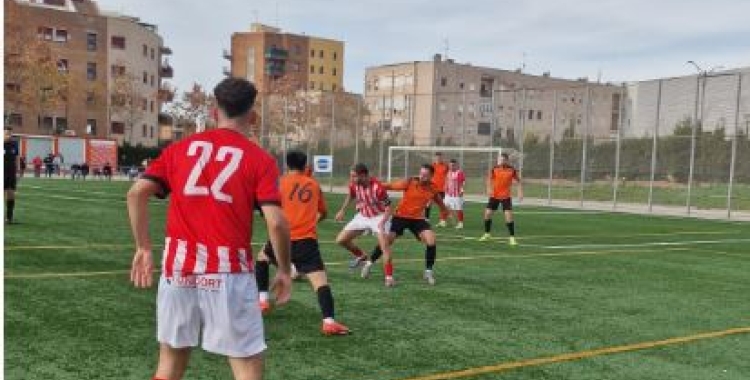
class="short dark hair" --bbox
[421,164,435,174]
[353,163,369,175]
[501,152,510,160]
[213,78,258,118]
[286,151,307,171]
[434,152,442,156]
[449,159,457,164]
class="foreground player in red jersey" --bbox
[128,78,292,380]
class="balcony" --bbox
[223,49,232,60]
[264,47,289,60]
[158,84,175,102]
[223,67,231,76]
[264,63,285,76]
[160,60,174,78]
[160,46,173,55]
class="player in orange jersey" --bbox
[361,164,448,287]
[255,151,350,336]
[426,152,449,224]
[479,153,523,245]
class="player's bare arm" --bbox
[126,179,163,288]
[433,192,449,216]
[261,204,292,305]
[515,175,524,201]
[335,194,353,221]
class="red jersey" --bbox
[348,177,390,217]
[144,128,281,278]
[489,164,518,199]
[445,169,466,197]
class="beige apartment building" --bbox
[227,23,344,93]
[3,0,173,147]
[364,54,623,146]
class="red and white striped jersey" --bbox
[445,169,466,197]
[143,128,281,278]
[348,177,390,217]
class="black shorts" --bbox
[262,238,325,274]
[487,197,512,211]
[390,216,432,237]
[4,169,17,190]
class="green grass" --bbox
[5,178,750,380]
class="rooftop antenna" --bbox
[252,9,259,24]
[443,37,450,60]
[597,68,602,83]
[521,52,526,73]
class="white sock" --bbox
[323,317,335,324]
[259,291,269,302]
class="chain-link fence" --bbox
[252,72,750,220]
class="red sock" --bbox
[385,261,393,277]
[457,211,464,222]
[153,377,168,380]
[439,210,448,221]
[349,247,365,257]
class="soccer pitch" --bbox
[5,178,750,380]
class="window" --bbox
[42,116,54,130]
[86,91,95,106]
[111,65,126,76]
[142,124,147,138]
[459,82,464,90]
[333,52,338,60]
[151,75,155,87]
[441,77,447,87]
[319,50,324,58]
[143,44,148,57]
[143,71,148,84]
[332,68,337,76]
[150,126,155,139]
[43,0,66,6]
[87,32,97,51]
[56,117,68,132]
[332,84,337,91]
[38,27,54,41]
[5,83,21,93]
[537,111,542,120]
[150,100,154,113]
[293,45,301,55]
[142,98,148,111]
[310,49,315,58]
[319,66,324,74]
[111,122,125,134]
[7,113,22,126]
[54,29,68,42]
[151,48,155,60]
[87,62,97,81]
[310,65,315,74]
[528,110,534,120]
[57,59,69,73]
[86,119,96,135]
[111,36,126,50]
[309,81,315,90]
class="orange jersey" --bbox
[279,172,326,241]
[388,178,445,219]
[432,162,449,190]
[489,165,519,199]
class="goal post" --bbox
[386,146,508,185]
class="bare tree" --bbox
[110,72,145,144]
[164,83,214,137]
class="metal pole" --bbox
[519,88,527,178]
[378,95,386,177]
[612,85,625,210]
[548,89,558,205]
[387,146,393,182]
[580,86,591,207]
[404,150,409,178]
[329,94,335,192]
[460,89,467,167]
[282,97,289,173]
[490,87,497,172]
[686,74,701,215]
[354,97,361,166]
[727,73,742,219]
[648,80,663,213]
[260,95,266,148]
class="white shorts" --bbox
[444,196,464,211]
[343,213,390,235]
[157,272,266,358]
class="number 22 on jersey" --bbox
[184,141,243,203]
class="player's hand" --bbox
[130,248,154,288]
[335,210,345,222]
[271,271,292,306]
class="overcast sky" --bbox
[98,0,750,94]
